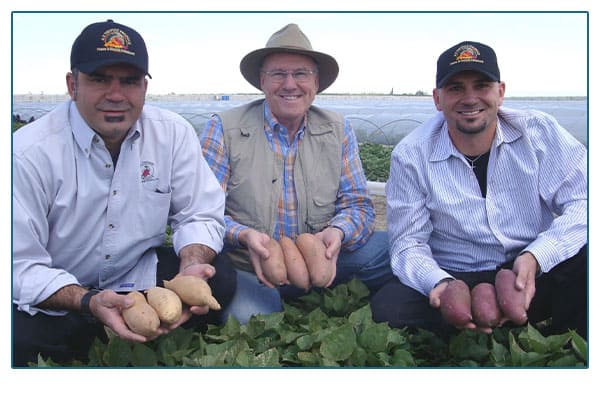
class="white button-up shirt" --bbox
[13,101,225,315]
[386,107,587,296]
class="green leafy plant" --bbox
[33,279,587,368]
[359,143,393,182]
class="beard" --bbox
[104,115,126,123]
[456,119,488,135]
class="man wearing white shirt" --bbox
[12,20,235,366]
[371,41,587,338]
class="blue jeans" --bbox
[217,231,393,324]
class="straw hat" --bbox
[240,23,339,93]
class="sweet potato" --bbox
[280,236,310,291]
[296,233,334,287]
[261,238,288,286]
[495,269,528,325]
[439,279,472,326]
[163,275,221,310]
[146,286,182,324]
[471,282,501,328]
[122,291,160,337]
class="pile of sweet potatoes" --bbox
[260,233,335,291]
[122,275,221,338]
[440,269,528,329]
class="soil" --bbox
[372,195,387,231]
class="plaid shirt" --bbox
[200,101,374,251]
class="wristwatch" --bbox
[80,289,100,315]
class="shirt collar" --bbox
[263,100,307,137]
[430,119,462,162]
[430,112,520,163]
[69,101,96,156]
[495,108,524,145]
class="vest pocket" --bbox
[305,194,336,232]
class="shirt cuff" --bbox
[173,222,224,256]
[326,219,353,245]
[424,269,455,296]
[522,239,562,274]
[225,217,249,248]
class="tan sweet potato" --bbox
[261,238,288,286]
[296,233,334,287]
[164,275,221,310]
[495,269,528,325]
[471,282,501,328]
[146,286,182,324]
[122,291,160,337]
[439,279,472,326]
[280,236,310,291]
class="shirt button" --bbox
[105,254,111,260]
[112,190,117,195]
[105,164,112,168]
[108,223,115,229]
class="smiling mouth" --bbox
[281,95,301,100]
[458,109,483,116]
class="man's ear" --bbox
[66,72,78,100]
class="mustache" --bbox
[96,102,131,112]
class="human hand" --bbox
[240,228,275,288]
[511,252,538,310]
[314,229,341,287]
[315,226,343,260]
[90,289,164,343]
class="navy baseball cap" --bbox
[70,19,151,78]
[436,41,499,88]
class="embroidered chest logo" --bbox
[140,161,157,183]
[98,28,135,56]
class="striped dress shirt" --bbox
[386,107,587,296]
[200,100,374,251]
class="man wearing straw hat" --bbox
[200,23,392,323]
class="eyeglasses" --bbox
[261,69,318,83]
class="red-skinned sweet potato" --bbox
[439,279,472,326]
[280,236,310,291]
[471,282,501,328]
[495,269,528,325]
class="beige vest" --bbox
[218,99,344,270]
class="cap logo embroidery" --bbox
[451,45,484,66]
[98,28,135,56]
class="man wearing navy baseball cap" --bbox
[372,40,587,340]
[12,20,236,366]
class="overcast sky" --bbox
[12,11,587,97]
